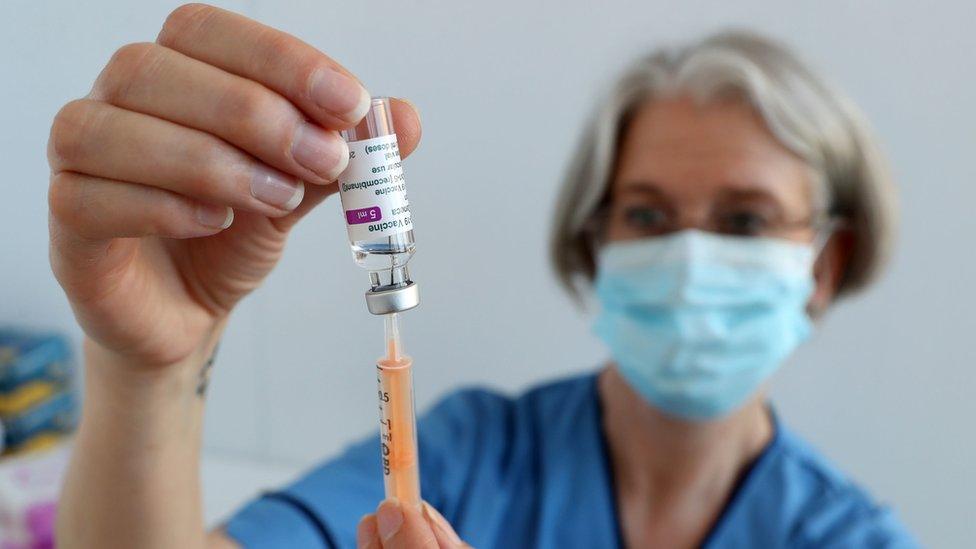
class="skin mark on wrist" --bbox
[196,343,219,397]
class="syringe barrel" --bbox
[375,358,421,509]
[338,97,418,314]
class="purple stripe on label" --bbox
[346,206,382,225]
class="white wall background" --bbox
[2,0,973,545]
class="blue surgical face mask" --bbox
[592,230,816,421]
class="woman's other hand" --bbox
[46,3,422,369]
[357,500,471,549]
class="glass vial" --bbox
[338,97,419,315]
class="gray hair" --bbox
[551,30,897,302]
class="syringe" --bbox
[375,312,421,509]
[336,96,422,509]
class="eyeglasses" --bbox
[587,202,837,243]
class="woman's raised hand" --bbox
[46,3,421,368]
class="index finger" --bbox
[157,3,369,128]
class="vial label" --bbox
[337,134,412,242]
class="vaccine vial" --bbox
[338,97,419,315]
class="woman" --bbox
[50,4,916,548]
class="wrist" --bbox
[84,320,225,386]
[63,332,215,549]
[74,329,224,471]
[80,323,225,426]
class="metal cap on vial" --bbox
[365,281,420,315]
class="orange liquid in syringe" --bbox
[376,338,421,509]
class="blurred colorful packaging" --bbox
[0,329,76,548]
[0,443,69,549]
[0,329,76,456]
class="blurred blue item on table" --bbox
[0,329,76,456]
[0,330,72,391]
[1,390,76,450]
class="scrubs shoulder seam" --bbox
[777,430,855,494]
[265,491,339,547]
[224,490,338,549]
[789,489,901,548]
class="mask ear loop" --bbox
[807,216,843,320]
[806,216,849,318]
[811,216,842,259]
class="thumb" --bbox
[376,499,438,549]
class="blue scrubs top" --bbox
[225,372,917,548]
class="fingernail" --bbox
[376,499,403,541]
[196,204,233,229]
[250,166,304,210]
[310,68,370,122]
[291,122,349,181]
[423,502,463,544]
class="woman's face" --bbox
[606,96,843,311]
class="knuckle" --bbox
[223,84,275,125]
[143,209,170,238]
[193,135,229,169]
[261,30,298,63]
[158,3,215,46]
[47,172,83,229]
[94,42,161,103]
[221,84,294,149]
[160,196,202,238]
[109,42,157,73]
[48,99,101,168]
[250,29,307,85]
[190,138,238,192]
